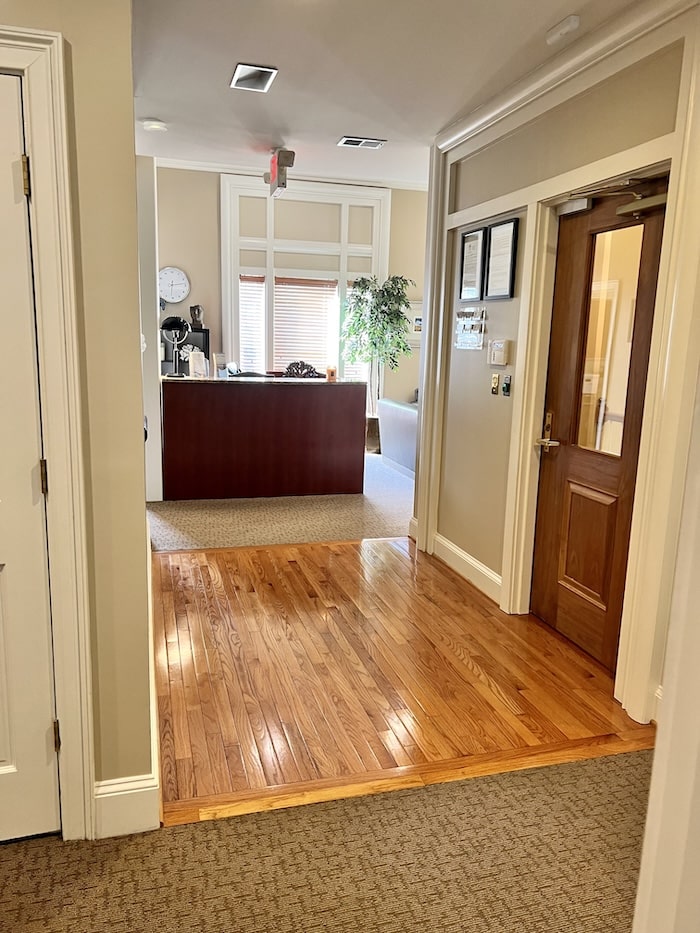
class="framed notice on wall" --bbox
[485,218,519,299]
[460,228,486,301]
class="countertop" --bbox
[161,376,367,386]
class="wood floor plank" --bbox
[153,538,654,826]
[157,694,178,803]
[175,757,196,799]
[152,557,170,700]
[195,673,222,736]
[205,731,234,795]
[224,744,251,791]
[209,673,240,747]
[187,707,216,797]
[170,677,191,761]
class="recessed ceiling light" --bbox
[230,63,278,93]
[545,14,580,46]
[337,136,386,150]
[141,118,168,132]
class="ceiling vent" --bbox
[337,136,386,150]
[230,63,278,93]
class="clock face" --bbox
[159,266,190,304]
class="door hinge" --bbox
[40,458,48,495]
[53,719,61,754]
[22,153,31,198]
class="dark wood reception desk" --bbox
[161,377,367,500]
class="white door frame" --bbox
[416,2,700,724]
[0,25,93,839]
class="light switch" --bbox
[491,373,500,395]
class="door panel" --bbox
[531,188,665,672]
[559,481,617,608]
[0,74,60,840]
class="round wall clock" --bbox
[159,266,190,304]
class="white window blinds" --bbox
[273,277,338,373]
[238,275,266,373]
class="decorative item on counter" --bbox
[212,353,227,379]
[283,360,324,378]
[188,350,208,378]
[189,304,204,328]
[160,315,191,377]
[178,343,198,362]
[326,366,337,382]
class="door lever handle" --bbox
[535,438,561,449]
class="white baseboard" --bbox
[381,455,416,479]
[408,516,418,541]
[433,533,502,603]
[94,774,160,838]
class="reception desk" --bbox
[161,377,367,500]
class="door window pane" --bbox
[577,225,644,456]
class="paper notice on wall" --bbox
[455,310,485,350]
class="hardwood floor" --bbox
[153,538,655,827]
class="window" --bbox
[273,278,338,372]
[223,176,391,377]
[238,275,339,373]
[238,275,265,372]
[342,281,369,382]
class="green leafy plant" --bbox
[342,275,415,416]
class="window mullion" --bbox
[265,195,275,371]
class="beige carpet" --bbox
[147,453,414,551]
[2,751,652,932]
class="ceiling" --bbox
[132,0,640,189]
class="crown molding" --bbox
[436,0,698,153]
[152,157,429,192]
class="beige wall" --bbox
[438,220,524,573]
[438,44,684,576]
[3,0,152,779]
[137,156,163,501]
[157,168,222,353]
[385,189,427,401]
[388,189,427,300]
[452,42,682,212]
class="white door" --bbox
[0,73,60,840]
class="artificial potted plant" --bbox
[342,275,414,449]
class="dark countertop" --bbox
[160,376,367,386]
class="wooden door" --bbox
[530,190,665,672]
[0,74,60,840]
